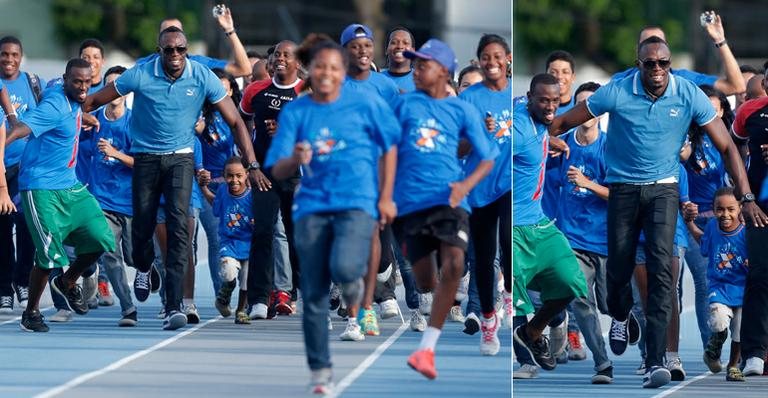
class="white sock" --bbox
[182,298,194,307]
[666,351,679,360]
[419,326,441,351]
[347,317,358,327]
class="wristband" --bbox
[224,30,236,37]
[714,39,727,48]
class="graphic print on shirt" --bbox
[311,127,346,161]
[714,241,748,272]
[489,109,512,144]
[567,164,597,198]
[224,203,254,230]
[67,112,82,169]
[411,118,446,153]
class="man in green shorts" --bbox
[4,58,115,332]
[512,73,587,370]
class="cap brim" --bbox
[403,50,433,61]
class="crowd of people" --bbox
[0,6,512,395]
[513,9,768,391]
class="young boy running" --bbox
[199,156,254,324]
[393,39,496,379]
[687,187,749,381]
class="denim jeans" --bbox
[197,181,222,295]
[571,250,611,371]
[740,224,768,360]
[294,210,375,370]
[273,210,293,293]
[99,211,136,315]
[607,182,678,368]
[132,153,194,313]
[683,215,713,348]
[0,163,34,296]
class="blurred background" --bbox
[513,0,764,97]
[0,0,511,82]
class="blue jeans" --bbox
[294,210,375,370]
[273,210,292,293]
[683,215,712,348]
[198,181,222,295]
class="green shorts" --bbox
[21,183,116,269]
[513,218,587,316]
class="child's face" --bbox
[224,163,247,195]
[714,194,741,232]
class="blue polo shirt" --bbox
[513,101,549,226]
[586,73,717,183]
[344,72,401,107]
[114,58,227,154]
[612,67,718,87]
[701,218,748,307]
[3,72,45,167]
[18,86,81,191]
[459,80,511,208]
[265,87,400,221]
[381,69,416,93]
[136,53,228,70]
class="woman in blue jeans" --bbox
[264,39,399,395]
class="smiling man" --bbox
[3,59,115,332]
[549,36,763,389]
[83,26,261,331]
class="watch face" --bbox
[744,193,756,201]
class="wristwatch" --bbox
[741,192,756,203]
[248,160,261,171]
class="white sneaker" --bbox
[418,293,432,315]
[183,303,200,324]
[376,263,393,283]
[395,269,403,286]
[81,272,98,304]
[502,290,512,329]
[409,309,426,332]
[339,321,365,341]
[480,314,501,356]
[448,305,465,323]
[549,312,569,358]
[743,357,765,376]
[249,303,268,320]
[455,272,470,302]
[49,309,73,322]
[327,315,333,331]
[379,299,399,319]
[309,368,334,395]
[513,363,539,379]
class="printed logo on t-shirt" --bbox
[311,127,347,162]
[567,164,596,198]
[714,242,748,272]
[489,110,512,144]
[411,118,446,153]
[225,205,254,229]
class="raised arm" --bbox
[214,96,271,191]
[83,82,121,113]
[704,11,746,95]
[216,7,252,78]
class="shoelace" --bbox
[18,287,29,300]
[610,320,627,341]
[568,333,582,349]
[135,272,150,290]
[481,317,498,343]
[98,283,110,296]
[0,296,11,307]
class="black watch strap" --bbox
[742,192,756,203]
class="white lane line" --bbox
[33,315,223,398]
[327,322,409,398]
[651,371,711,398]
[0,306,55,326]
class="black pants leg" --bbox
[247,181,280,306]
[741,224,768,360]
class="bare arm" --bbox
[686,219,704,243]
[549,101,593,137]
[566,166,609,200]
[6,121,32,145]
[704,12,746,95]
[97,138,134,168]
[214,96,271,191]
[0,88,17,127]
[0,121,14,214]
[217,7,252,78]
[83,83,120,113]
[196,169,216,205]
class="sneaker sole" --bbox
[0,308,13,315]
[20,323,49,332]
[480,342,501,356]
[150,266,161,293]
[381,310,398,319]
[513,371,538,379]
[163,314,187,330]
[118,319,138,327]
[591,375,613,384]
[643,370,671,388]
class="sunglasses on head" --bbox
[161,46,187,55]
[639,58,671,69]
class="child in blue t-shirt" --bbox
[686,187,748,381]
[199,156,254,324]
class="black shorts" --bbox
[393,205,470,264]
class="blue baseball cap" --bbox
[340,23,374,47]
[404,39,457,74]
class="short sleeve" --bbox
[194,137,203,169]
[190,55,228,70]
[265,102,300,168]
[114,65,142,96]
[20,96,63,137]
[203,67,227,104]
[461,102,497,161]
[367,97,401,152]
[690,85,718,127]
[585,82,617,118]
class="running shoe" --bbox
[480,314,500,356]
[455,271,470,302]
[339,321,365,341]
[328,284,341,311]
[20,310,49,332]
[379,299,399,319]
[162,310,187,331]
[97,281,114,306]
[407,348,437,379]
[463,312,480,335]
[184,303,200,324]
[133,269,151,302]
[418,293,432,315]
[743,357,765,376]
[448,305,465,323]
[513,364,539,379]
[118,310,138,327]
[628,311,641,345]
[235,310,251,324]
[274,290,293,315]
[358,308,380,336]
[51,275,88,315]
[249,303,268,320]
[14,284,29,309]
[567,331,587,360]
[0,296,12,314]
[50,309,73,322]
[513,325,556,371]
[82,272,98,306]
[591,366,613,384]
[666,356,686,381]
[642,366,671,388]
[309,368,334,395]
[410,309,426,332]
[150,264,161,293]
[608,317,628,355]
[549,312,569,358]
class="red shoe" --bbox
[407,349,437,380]
[274,290,293,315]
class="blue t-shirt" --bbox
[265,87,400,221]
[343,72,401,107]
[381,69,416,93]
[3,72,45,167]
[685,135,727,212]
[114,58,227,153]
[213,184,254,260]
[459,80,511,208]
[88,108,133,216]
[199,110,235,178]
[513,101,549,226]
[586,73,717,183]
[555,130,608,256]
[612,67,718,87]
[394,91,497,216]
[18,86,81,191]
[73,82,110,185]
[192,138,204,209]
[701,218,748,307]
[136,53,228,70]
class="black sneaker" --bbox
[20,310,49,332]
[628,311,641,345]
[133,270,151,302]
[463,312,480,335]
[591,366,613,384]
[51,275,88,315]
[163,310,187,331]
[513,325,556,371]
[329,284,341,311]
[0,295,13,314]
[643,366,671,388]
[150,265,161,293]
[608,318,628,355]
[118,310,138,327]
